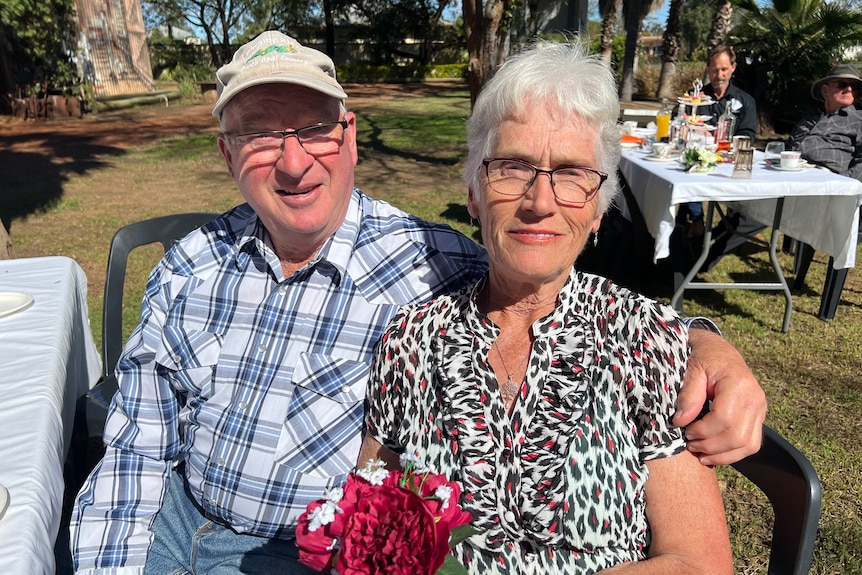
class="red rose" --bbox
[296,477,379,572]
[337,484,451,575]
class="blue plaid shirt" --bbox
[71,190,487,572]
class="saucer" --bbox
[620,142,641,149]
[768,163,809,172]
[0,292,34,319]
[644,154,681,162]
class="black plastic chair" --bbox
[87,212,219,409]
[731,425,823,575]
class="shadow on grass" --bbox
[0,134,124,232]
[357,115,462,166]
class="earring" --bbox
[470,218,479,229]
[592,232,598,247]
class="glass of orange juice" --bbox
[656,111,671,141]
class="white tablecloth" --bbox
[0,256,101,575]
[619,149,862,268]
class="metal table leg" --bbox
[670,199,794,332]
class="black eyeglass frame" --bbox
[481,157,608,206]
[224,120,349,154]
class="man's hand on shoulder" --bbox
[676,328,767,466]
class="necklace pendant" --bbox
[500,375,520,403]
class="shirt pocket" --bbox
[154,328,223,397]
[275,353,368,479]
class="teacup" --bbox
[623,121,638,135]
[780,151,802,169]
[652,142,671,158]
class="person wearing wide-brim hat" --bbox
[810,63,862,109]
[788,63,862,178]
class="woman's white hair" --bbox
[462,39,621,214]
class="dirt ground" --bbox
[0,81,465,152]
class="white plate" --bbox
[620,142,641,149]
[0,291,34,319]
[687,123,716,131]
[678,96,715,106]
[0,484,8,521]
[644,155,681,162]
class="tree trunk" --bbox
[656,0,683,99]
[706,0,733,53]
[464,0,509,106]
[0,222,11,259]
[324,0,335,57]
[599,0,618,68]
[620,0,643,101]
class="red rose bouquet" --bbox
[295,453,475,575]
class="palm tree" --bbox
[731,0,862,132]
[598,0,619,67]
[619,0,664,101]
[706,0,733,52]
[656,0,683,99]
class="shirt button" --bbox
[504,511,516,522]
[258,343,267,353]
[173,354,182,365]
[278,286,287,296]
[341,384,350,393]
[209,498,217,506]
[218,458,226,466]
[238,401,248,410]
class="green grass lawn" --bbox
[6,86,861,574]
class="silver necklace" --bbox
[493,339,529,404]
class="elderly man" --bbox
[71,31,766,574]
[788,63,862,177]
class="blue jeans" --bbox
[144,468,319,575]
[686,201,704,220]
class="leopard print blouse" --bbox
[364,268,689,575]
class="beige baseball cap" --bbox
[212,30,347,117]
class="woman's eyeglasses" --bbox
[482,158,607,207]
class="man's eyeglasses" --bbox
[225,120,348,160]
[830,80,859,92]
[482,158,607,206]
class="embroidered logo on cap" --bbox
[246,43,298,63]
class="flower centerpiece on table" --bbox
[295,453,476,575]
[680,146,722,173]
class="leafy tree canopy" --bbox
[731,0,862,122]
[0,0,78,93]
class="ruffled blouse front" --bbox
[364,269,688,575]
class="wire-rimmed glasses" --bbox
[482,158,607,206]
[225,120,348,161]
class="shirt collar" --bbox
[232,190,363,285]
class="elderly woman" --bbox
[358,41,732,574]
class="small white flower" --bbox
[399,451,437,474]
[324,487,343,504]
[399,451,422,470]
[308,500,341,531]
[356,458,389,485]
[434,485,453,510]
